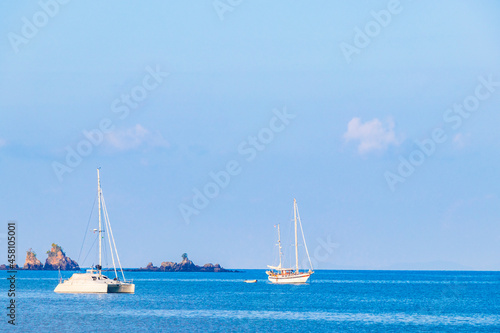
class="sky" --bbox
[1,0,500,270]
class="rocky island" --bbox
[1,244,80,271]
[1,243,80,270]
[133,253,234,272]
[43,243,80,270]
[23,248,43,270]
[2,248,232,273]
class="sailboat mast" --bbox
[277,224,282,269]
[294,198,299,272]
[97,168,102,275]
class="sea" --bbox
[2,270,500,332]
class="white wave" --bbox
[73,308,500,326]
[313,279,500,284]
[131,278,244,283]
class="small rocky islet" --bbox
[131,253,232,272]
[1,245,231,272]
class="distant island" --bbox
[1,247,233,272]
[128,253,235,272]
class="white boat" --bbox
[266,198,314,284]
[55,168,135,294]
[244,279,257,283]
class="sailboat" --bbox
[266,198,314,284]
[54,168,135,293]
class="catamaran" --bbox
[54,168,135,293]
[266,198,314,284]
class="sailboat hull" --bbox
[267,272,312,284]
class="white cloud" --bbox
[452,133,470,149]
[343,117,400,154]
[105,124,169,151]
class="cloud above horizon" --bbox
[104,124,169,152]
[452,132,470,149]
[343,117,400,154]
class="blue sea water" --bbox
[2,270,500,332]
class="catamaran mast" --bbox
[294,198,299,273]
[97,168,102,276]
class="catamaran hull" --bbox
[107,283,135,293]
[54,282,135,294]
[267,272,312,284]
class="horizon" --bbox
[2,1,500,271]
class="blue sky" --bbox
[1,1,500,270]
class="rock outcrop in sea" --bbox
[43,243,80,270]
[137,254,231,272]
[23,248,43,270]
